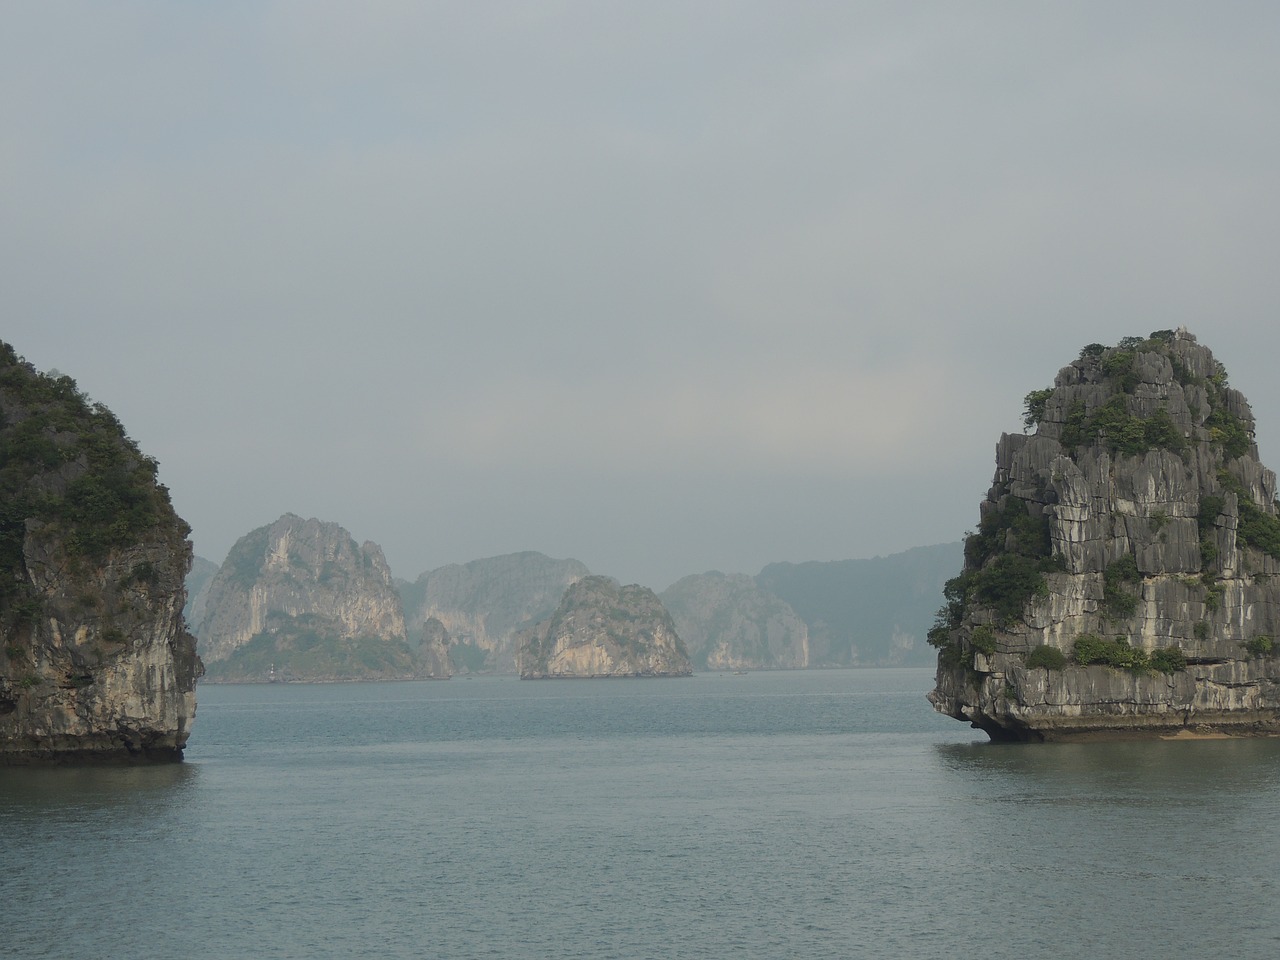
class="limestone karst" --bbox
[194,514,418,681]
[519,576,692,678]
[414,617,453,679]
[661,571,810,670]
[0,341,200,762]
[929,329,1280,740]
[398,551,589,674]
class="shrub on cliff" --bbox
[1024,645,1067,670]
[1072,634,1186,674]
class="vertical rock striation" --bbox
[1,342,200,763]
[929,330,1280,740]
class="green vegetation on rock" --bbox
[0,342,188,629]
[1242,636,1274,658]
[930,497,1061,650]
[1060,395,1186,457]
[202,612,418,682]
[1071,634,1186,674]
[1024,645,1067,670]
[1102,554,1141,620]
[970,625,996,655]
[1022,388,1054,430]
[1216,470,1280,562]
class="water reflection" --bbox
[935,737,1280,796]
[0,762,200,818]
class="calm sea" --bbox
[2,669,1278,960]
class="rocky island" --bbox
[520,576,692,678]
[930,329,1280,740]
[0,342,200,762]
[194,513,419,681]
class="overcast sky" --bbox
[4,2,1280,590]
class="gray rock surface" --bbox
[0,343,200,762]
[520,576,692,678]
[930,330,1280,740]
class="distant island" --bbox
[519,576,692,678]
[193,514,425,683]
[930,329,1280,740]
[186,530,960,682]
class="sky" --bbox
[4,2,1280,591]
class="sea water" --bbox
[2,669,1278,959]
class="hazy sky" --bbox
[5,2,1280,590]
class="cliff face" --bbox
[399,552,589,674]
[520,576,692,678]
[195,514,414,681]
[0,343,200,762]
[661,572,809,670]
[930,330,1280,740]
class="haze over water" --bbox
[3,669,1278,959]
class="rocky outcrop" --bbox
[399,552,589,674]
[413,617,453,679]
[520,576,692,678]
[929,330,1280,740]
[757,543,961,667]
[661,572,809,670]
[0,342,200,762]
[195,514,416,681]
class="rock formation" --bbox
[757,543,961,667]
[661,572,809,670]
[194,514,417,681]
[413,617,453,679]
[399,551,589,674]
[520,576,692,678]
[0,342,200,762]
[929,329,1280,740]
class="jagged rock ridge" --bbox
[194,514,417,681]
[929,329,1280,740]
[520,576,692,678]
[0,342,200,762]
